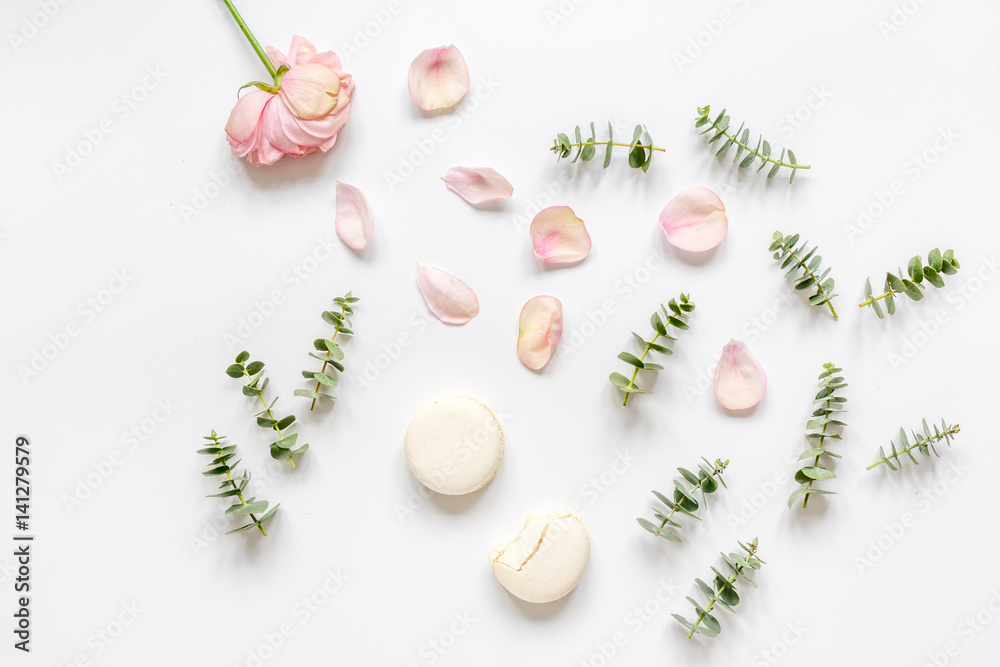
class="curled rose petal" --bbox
[517,296,563,370]
[530,206,591,264]
[442,166,513,204]
[714,340,767,410]
[415,264,480,325]
[407,45,470,110]
[659,186,728,252]
[335,182,374,250]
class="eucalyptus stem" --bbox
[224,468,266,536]
[252,390,294,468]
[867,422,960,471]
[222,0,278,80]
[310,302,348,411]
[623,333,659,407]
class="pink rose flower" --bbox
[225,36,354,166]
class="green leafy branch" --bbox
[695,105,810,183]
[860,249,960,318]
[867,419,960,471]
[638,458,728,543]
[769,231,839,318]
[672,538,764,639]
[226,351,308,465]
[198,430,279,536]
[789,363,847,509]
[552,121,664,172]
[609,294,695,406]
[295,291,359,410]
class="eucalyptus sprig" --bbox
[638,458,728,543]
[295,292,359,410]
[672,538,764,639]
[789,363,847,509]
[859,249,960,318]
[226,351,308,465]
[552,121,664,172]
[867,419,960,471]
[198,430,279,536]
[695,105,810,183]
[769,231,839,318]
[609,294,694,406]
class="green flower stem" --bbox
[223,468,266,536]
[554,141,665,153]
[622,333,661,407]
[802,422,830,509]
[866,425,961,470]
[713,125,811,171]
[688,542,758,639]
[222,0,278,80]
[658,464,725,529]
[858,289,896,308]
[784,249,838,319]
[243,370,294,467]
[311,303,347,411]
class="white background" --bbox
[2,0,1000,665]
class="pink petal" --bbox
[530,206,591,264]
[659,186,728,252]
[517,296,563,370]
[407,45,470,110]
[279,63,341,120]
[415,264,480,325]
[714,340,767,410]
[336,182,374,250]
[442,166,513,204]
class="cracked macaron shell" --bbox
[489,513,590,603]
[404,395,504,495]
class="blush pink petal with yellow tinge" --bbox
[407,45,470,110]
[714,340,767,410]
[415,264,480,325]
[659,186,728,252]
[530,206,591,264]
[517,296,563,370]
[442,167,513,204]
[335,182,374,250]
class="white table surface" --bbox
[3,0,999,664]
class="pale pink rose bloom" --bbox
[225,36,354,166]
